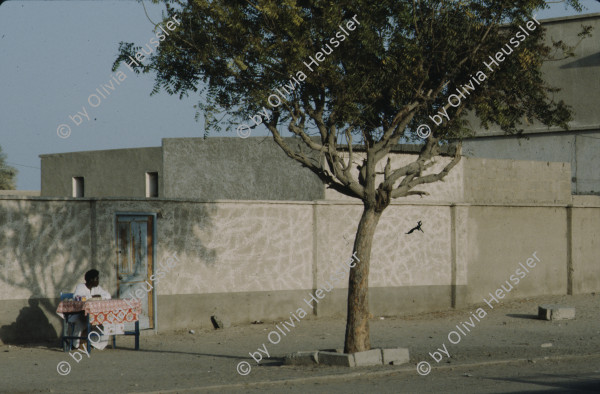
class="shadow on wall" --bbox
[0,298,58,345]
[0,200,90,345]
[168,203,218,268]
[0,199,221,343]
[560,51,600,69]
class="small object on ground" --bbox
[251,320,263,324]
[189,330,195,334]
[210,315,231,329]
[541,343,553,348]
[538,305,576,320]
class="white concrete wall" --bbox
[0,156,598,341]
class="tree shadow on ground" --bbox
[505,313,538,320]
[112,347,281,363]
[489,373,600,392]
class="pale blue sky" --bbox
[1,0,600,190]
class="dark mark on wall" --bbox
[406,221,424,235]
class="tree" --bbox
[114,0,589,352]
[0,146,17,190]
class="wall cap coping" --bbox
[0,195,590,208]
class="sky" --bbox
[1,0,600,190]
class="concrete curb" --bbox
[284,347,410,367]
[131,353,600,393]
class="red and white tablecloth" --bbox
[56,299,142,325]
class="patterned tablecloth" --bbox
[56,299,142,325]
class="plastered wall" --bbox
[1,162,598,342]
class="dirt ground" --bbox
[0,293,598,393]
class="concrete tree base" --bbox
[318,351,356,367]
[283,351,319,366]
[284,347,409,367]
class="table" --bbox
[56,298,142,351]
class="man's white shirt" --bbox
[73,283,111,300]
[68,283,113,349]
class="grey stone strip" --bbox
[130,353,600,393]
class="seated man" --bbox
[68,269,111,350]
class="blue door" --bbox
[115,214,155,330]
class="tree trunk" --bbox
[344,205,382,353]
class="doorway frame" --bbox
[114,211,159,332]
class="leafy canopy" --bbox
[114,0,588,205]
[114,0,591,354]
[0,146,17,190]
[116,0,585,137]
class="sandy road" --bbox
[0,293,598,393]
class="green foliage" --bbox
[115,0,590,351]
[113,0,589,203]
[115,0,586,140]
[0,146,17,190]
